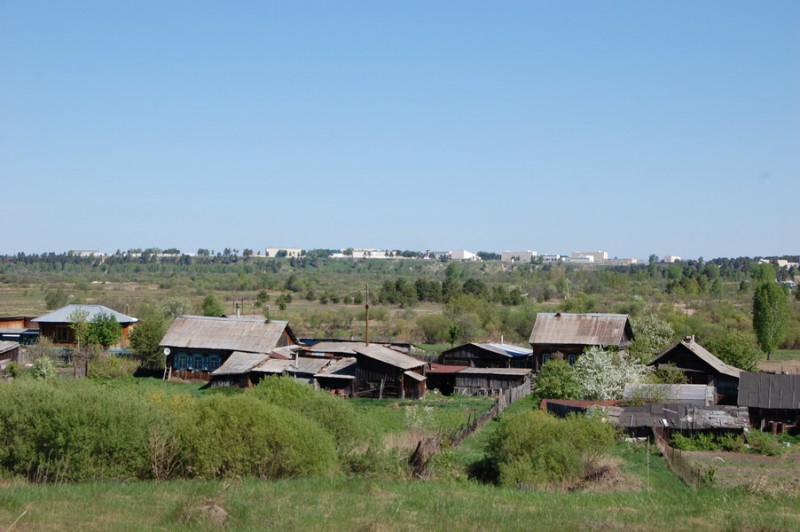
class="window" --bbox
[568,354,576,366]
[55,327,71,343]
[175,353,188,370]
[193,355,203,371]
[208,354,221,371]
[542,353,551,364]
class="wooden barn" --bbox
[314,357,358,396]
[353,344,426,399]
[648,337,742,404]
[529,313,634,371]
[738,372,800,433]
[439,342,532,368]
[32,304,137,348]
[453,367,532,397]
[0,341,20,369]
[160,316,298,381]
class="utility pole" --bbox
[365,284,370,346]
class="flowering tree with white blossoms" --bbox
[574,346,652,400]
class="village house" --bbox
[352,343,427,399]
[528,312,634,371]
[427,363,532,398]
[648,336,742,404]
[160,315,298,381]
[0,315,39,344]
[32,304,137,348]
[438,342,532,368]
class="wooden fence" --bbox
[409,382,529,477]
[652,426,705,488]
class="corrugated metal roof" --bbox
[160,315,293,354]
[252,358,293,374]
[211,352,269,376]
[303,341,360,355]
[33,304,138,324]
[528,313,633,346]
[623,384,716,406]
[738,372,800,409]
[649,339,742,379]
[608,404,749,430]
[253,356,332,375]
[354,344,426,370]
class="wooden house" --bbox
[452,367,532,397]
[0,341,20,369]
[314,357,358,396]
[160,316,298,381]
[529,313,634,371]
[32,304,137,348]
[648,337,742,404]
[439,342,532,368]
[738,372,800,433]
[353,344,426,399]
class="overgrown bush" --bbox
[252,377,378,471]
[177,394,340,478]
[0,379,162,482]
[745,430,785,457]
[88,355,140,379]
[487,410,616,488]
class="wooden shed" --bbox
[353,344,426,399]
[738,372,800,432]
[453,367,532,397]
[439,342,532,368]
[648,337,742,404]
[529,313,633,371]
[160,316,298,381]
[33,304,138,348]
[0,341,20,368]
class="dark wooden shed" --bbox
[353,344,426,399]
[439,342,532,368]
[648,337,742,404]
[738,372,800,432]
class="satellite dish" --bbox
[163,347,171,356]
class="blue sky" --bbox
[2,1,798,259]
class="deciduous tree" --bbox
[752,282,790,360]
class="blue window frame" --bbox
[208,354,221,371]
[175,353,188,370]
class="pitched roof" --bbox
[0,341,19,355]
[211,352,269,376]
[458,367,532,377]
[738,372,800,409]
[354,344,426,370]
[33,304,138,324]
[443,342,532,358]
[649,339,742,379]
[529,313,633,346]
[314,357,357,379]
[160,315,294,354]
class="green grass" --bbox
[1,476,798,530]
[769,349,800,362]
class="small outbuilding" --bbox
[648,337,742,404]
[353,344,426,399]
[738,372,800,433]
[529,313,634,371]
[439,342,532,368]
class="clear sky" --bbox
[2,1,798,260]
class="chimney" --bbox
[235,302,240,319]
[683,335,694,343]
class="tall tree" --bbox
[752,282,790,360]
[201,294,225,317]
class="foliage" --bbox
[416,313,454,344]
[573,347,651,400]
[753,282,790,358]
[628,314,675,362]
[31,356,56,379]
[44,288,69,309]
[487,410,616,488]
[744,430,786,457]
[251,377,373,459]
[88,355,140,379]
[704,329,761,372]
[650,363,688,384]
[534,359,581,400]
[177,394,340,479]
[69,308,91,348]
[129,306,169,367]
[86,312,122,349]
[669,432,744,453]
[201,294,225,317]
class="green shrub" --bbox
[252,377,375,458]
[177,394,340,479]
[88,355,140,379]
[488,410,616,488]
[31,356,56,380]
[745,431,785,457]
[0,379,164,482]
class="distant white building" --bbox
[450,250,479,261]
[501,250,538,263]
[541,254,563,263]
[331,248,393,259]
[664,256,682,263]
[265,247,303,258]
[565,255,594,264]
[70,250,106,258]
[571,251,608,263]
